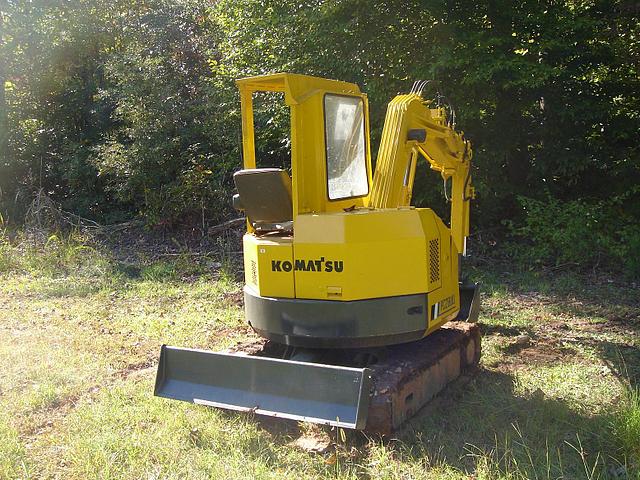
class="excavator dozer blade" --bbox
[154,345,372,429]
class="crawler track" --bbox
[225,321,481,433]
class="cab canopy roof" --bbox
[236,73,361,104]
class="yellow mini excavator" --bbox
[154,73,480,431]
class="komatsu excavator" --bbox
[154,73,480,431]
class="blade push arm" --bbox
[370,94,475,256]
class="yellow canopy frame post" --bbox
[235,73,372,219]
[239,90,256,169]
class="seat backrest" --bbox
[233,168,293,230]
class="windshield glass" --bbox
[324,95,368,200]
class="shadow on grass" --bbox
[474,265,640,314]
[224,265,639,477]
[240,366,629,478]
[476,265,640,382]
[479,323,535,338]
[585,339,640,391]
[393,368,624,478]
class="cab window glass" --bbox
[324,95,368,200]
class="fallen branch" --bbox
[97,219,145,234]
[208,217,245,236]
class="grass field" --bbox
[0,232,639,479]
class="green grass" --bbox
[613,387,640,465]
[0,414,29,478]
[0,232,639,479]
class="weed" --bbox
[0,228,112,278]
[140,261,177,281]
[612,386,640,467]
[0,414,30,478]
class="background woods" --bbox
[1,0,639,274]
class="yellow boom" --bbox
[370,92,475,256]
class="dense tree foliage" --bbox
[1,0,638,271]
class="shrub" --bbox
[618,225,640,279]
[508,195,640,277]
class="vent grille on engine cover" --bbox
[429,238,440,284]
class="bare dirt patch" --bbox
[222,290,244,307]
[492,335,576,371]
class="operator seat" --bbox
[233,168,293,233]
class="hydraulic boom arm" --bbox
[370,92,475,256]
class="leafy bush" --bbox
[618,224,640,279]
[508,195,640,277]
